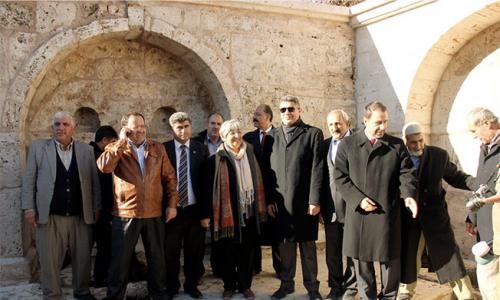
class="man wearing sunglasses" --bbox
[269,95,324,300]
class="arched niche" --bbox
[150,106,177,140]
[75,107,101,133]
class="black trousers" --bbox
[92,215,112,283]
[165,206,206,293]
[278,240,320,293]
[324,221,356,295]
[106,217,167,300]
[352,258,400,300]
[216,222,258,291]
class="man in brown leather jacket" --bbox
[97,112,179,300]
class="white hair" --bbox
[219,119,242,141]
[52,111,75,127]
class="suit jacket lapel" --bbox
[44,140,57,182]
[189,142,198,175]
[417,147,428,179]
[74,142,86,184]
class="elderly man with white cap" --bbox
[398,122,476,300]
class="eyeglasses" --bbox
[280,107,296,113]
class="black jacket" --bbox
[334,131,417,262]
[401,146,474,284]
[163,139,208,219]
[269,120,324,242]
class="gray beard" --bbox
[408,149,423,156]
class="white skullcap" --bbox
[402,121,422,137]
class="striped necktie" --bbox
[178,145,188,208]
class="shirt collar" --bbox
[54,139,74,151]
[332,130,351,144]
[129,139,146,150]
[174,139,190,149]
[260,125,273,134]
[207,135,222,145]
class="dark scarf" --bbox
[282,119,303,143]
[212,143,267,241]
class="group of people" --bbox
[21,96,499,300]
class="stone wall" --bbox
[0,0,353,279]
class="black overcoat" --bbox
[401,146,474,284]
[334,131,417,262]
[269,120,324,242]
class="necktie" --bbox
[370,138,377,145]
[178,145,188,208]
[261,131,266,148]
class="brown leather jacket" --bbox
[97,138,179,218]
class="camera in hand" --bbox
[465,184,489,212]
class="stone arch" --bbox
[405,2,500,134]
[1,16,240,152]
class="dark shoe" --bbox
[185,288,203,299]
[74,293,97,300]
[325,289,343,300]
[90,279,107,288]
[309,291,322,300]
[223,289,235,300]
[271,286,294,299]
[242,289,255,300]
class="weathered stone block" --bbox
[0,133,22,189]
[127,4,144,30]
[80,1,126,19]
[147,6,183,27]
[0,2,34,30]
[7,32,39,83]
[36,1,76,33]
[0,188,23,257]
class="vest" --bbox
[49,148,83,216]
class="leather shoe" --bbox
[185,288,203,299]
[325,289,343,300]
[309,291,322,300]
[223,289,235,300]
[74,293,97,300]
[242,289,255,300]
[271,286,294,299]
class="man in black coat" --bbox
[193,112,224,156]
[89,126,118,287]
[398,122,475,300]
[320,110,356,300]
[243,104,281,276]
[163,112,209,299]
[466,107,500,299]
[269,95,323,300]
[334,101,418,300]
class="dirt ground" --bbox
[0,242,481,300]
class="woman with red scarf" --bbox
[201,119,267,300]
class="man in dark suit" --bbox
[320,110,356,300]
[89,126,118,287]
[269,95,323,300]
[398,122,475,300]
[193,112,224,156]
[466,107,500,299]
[22,111,101,300]
[243,104,281,276]
[193,112,225,277]
[334,101,418,300]
[164,112,209,299]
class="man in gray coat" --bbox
[22,111,101,300]
[269,95,323,300]
[466,107,499,300]
[334,101,418,300]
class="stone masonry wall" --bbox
[0,0,353,266]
